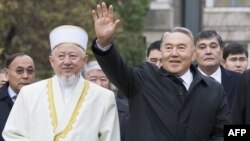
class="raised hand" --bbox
[92,2,120,47]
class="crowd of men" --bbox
[0,2,250,141]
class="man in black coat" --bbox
[232,69,250,124]
[91,2,231,141]
[0,53,35,141]
[0,82,13,141]
[194,30,241,108]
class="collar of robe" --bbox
[47,78,90,141]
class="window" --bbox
[206,0,250,7]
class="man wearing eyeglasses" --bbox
[0,53,35,141]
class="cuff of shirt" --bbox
[96,42,112,51]
[92,38,113,56]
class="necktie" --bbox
[209,76,215,80]
[177,77,184,84]
[172,77,187,95]
[12,95,17,102]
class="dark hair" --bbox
[5,53,28,68]
[146,40,161,57]
[223,42,248,60]
[194,30,224,48]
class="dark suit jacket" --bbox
[221,66,241,108]
[92,42,231,141]
[231,69,250,124]
[0,83,13,141]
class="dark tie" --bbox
[177,77,184,84]
[172,77,188,96]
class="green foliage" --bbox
[105,0,150,66]
[0,0,150,79]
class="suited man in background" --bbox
[194,30,241,108]
[232,69,250,124]
[0,53,35,141]
[222,42,248,74]
[146,40,162,69]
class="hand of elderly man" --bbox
[92,2,120,47]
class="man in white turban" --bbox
[2,25,120,141]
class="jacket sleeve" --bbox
[211,88,232,141]
[2,88,30,141]
[92,39,144,98]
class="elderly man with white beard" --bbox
[2,25,120,141]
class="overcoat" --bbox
[232,69,250,124]
[0,83,13,141]
[92,41,232,141]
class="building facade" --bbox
[143,0,250,67]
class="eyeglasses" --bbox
[8,68,35,75]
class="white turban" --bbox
[49,25,88,51]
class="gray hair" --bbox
[82,61,101,77]
[162,27,194,47]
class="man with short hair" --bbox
[0,53,35,141]
[83,61,110,89]
[91,2,231,141]
[146,40,162,68]
[194,30,241,108]
[222,42,248,73]
[3,25,120,141]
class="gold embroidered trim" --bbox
[47,79,90,141]
[47,79,58,132]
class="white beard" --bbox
[57,74,80,87]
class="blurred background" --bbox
[0,0,250,80]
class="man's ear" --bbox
[83,55,88,63]
[4,68,9,80]
[49,55,54,68]
[191,48,196,62]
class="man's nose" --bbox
[63,56,71,64]
[236,60,241,66]
[22,71,29,78]
[156,61,162,69]
[205,47,212,54]
[171,48,179,56]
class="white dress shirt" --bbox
[8,86,17,102]
[198,67,222,83]
[179,69,193,90]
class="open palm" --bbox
[92,2,120,47]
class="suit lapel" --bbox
[221,66,233,94]
[0,83,14,106]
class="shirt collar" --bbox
[198,67,222,83]
[179,69,193,90]
[8,86,18,99]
